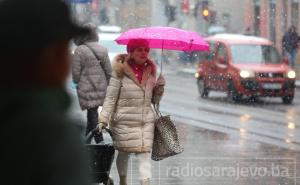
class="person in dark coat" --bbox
[282,25,299,68]
[72,23,112,142]
[0,0,91,185]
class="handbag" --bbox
[151,104,184,161]
[85,128,115,183]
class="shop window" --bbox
[269,0,276,43]
[291,0,299,28]
[253,0,260,36]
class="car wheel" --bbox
[197,79,209,98]
[227,81,242,102]
[282,95,294,104]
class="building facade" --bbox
[244,0,300,54]
[209,0,245,33]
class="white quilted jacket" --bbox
[99,54,164,153]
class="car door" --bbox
[205,41,218,90]
[214,42,229,91]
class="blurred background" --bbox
[68,0,300,77]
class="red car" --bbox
[195,34,296,104]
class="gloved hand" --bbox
[97,122,105,132]
[156,74,165,86]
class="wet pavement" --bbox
[108,123,300,185]
[67,65,300,184]
[161,71,300,151]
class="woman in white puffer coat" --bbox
[98,39,165,185]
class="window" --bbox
[230,44,281,64]
[201,42,215,61]
[208,42,215,60]
[282,0,288,33]
[269,0,276,43]
[253,0,260,36]
[291,0,299,28]
[216,43,227,65]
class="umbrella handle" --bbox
[160,48,163,74]
[160,40,164,75]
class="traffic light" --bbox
[202,8,209,19]
[201,0,210,21]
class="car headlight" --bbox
[240,70,255,78]
[287,70,296,79]
[195,72,200,78]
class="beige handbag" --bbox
[151,105,184,161]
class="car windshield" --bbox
[231,44,281,64]
[99,40,126,53]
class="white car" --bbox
[99,32,126,62]
[98,25,121,33]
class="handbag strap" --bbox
[84,44,106,70]
[154,103,162,117]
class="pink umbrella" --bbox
[115,26,209,52]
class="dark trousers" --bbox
[86,106,103,143]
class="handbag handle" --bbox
[85,127,113,144]
[153,103,162,117]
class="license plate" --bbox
[262,83,282,89]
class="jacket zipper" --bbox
[141,91,146,150]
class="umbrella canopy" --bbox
[115,26,209,52]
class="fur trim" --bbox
[74,23,98,46]
[112,54,128,78]
[112,54,157,79]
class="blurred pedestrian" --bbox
[179,51,192,65]
[282,25,299,68]
[244,27,253,36]
[98,39,165,185]
[72,23,112,143]
[0,0,91,185]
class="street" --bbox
[162,68,300,152]
[68,67,300,184]
[3,0,300,184]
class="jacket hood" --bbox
[74,23,99,46]
[112,54,156,78]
